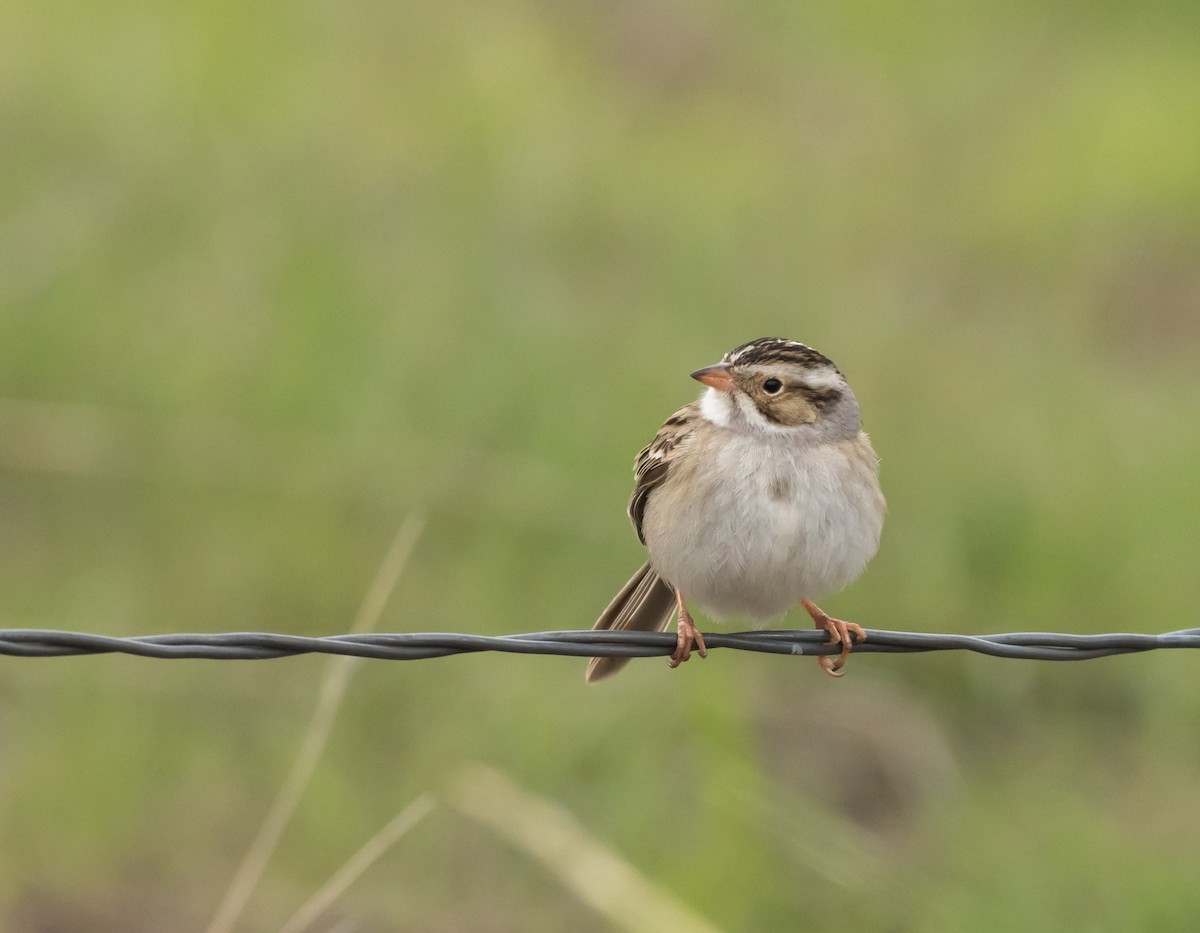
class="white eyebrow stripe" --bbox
[745,361,844,392]
[797,367,843,390]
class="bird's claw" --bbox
[802,600,865,677]
[668,609,707,668]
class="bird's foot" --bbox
[668,601,707,669]
[801,600,865,677]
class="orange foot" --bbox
[669,592,707,669]
[801,599,865,678]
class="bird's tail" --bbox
[585,561,677,683]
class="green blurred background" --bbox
[3,0,1200,929]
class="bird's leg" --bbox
[801,599,865,678]
[668,589,707,669]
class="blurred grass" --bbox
[2,0,1200,929]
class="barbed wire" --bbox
[0,626,1197,662]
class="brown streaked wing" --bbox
[627,402,698,545]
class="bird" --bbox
[585,337,885,683]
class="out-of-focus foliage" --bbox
[2,0,1199,929]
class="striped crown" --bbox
[723,337,838,372]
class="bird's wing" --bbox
[627,402,699,545]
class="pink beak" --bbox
[690,363,735,392]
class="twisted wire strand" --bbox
[0,627,1197,662]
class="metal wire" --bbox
[0,626,1197,662]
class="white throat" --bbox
[699,387,732,427]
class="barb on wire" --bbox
[0,627,1198,662]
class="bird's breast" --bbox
[643,432,884,619]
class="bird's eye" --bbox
[763,378,783,394]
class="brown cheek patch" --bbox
[758,394,817,425]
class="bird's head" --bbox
[691,337,861,439]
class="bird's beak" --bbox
[690,362,735,392]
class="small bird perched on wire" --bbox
[586,337,885,683]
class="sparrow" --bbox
[586,337,885,683]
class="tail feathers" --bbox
[585,561,676,683]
